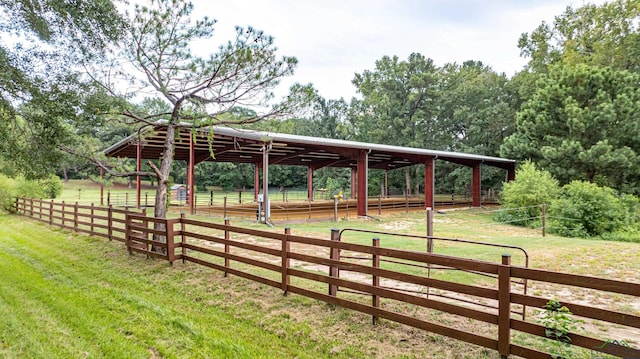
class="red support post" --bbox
[424,156,434,210]
[507,165,516,182]
[307,165,313,201]
[188,133,195,215]
[384,169,389,198]
[356,150,368,217]
[472,162,481,207]
[136,141,141,209]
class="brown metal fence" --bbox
[15,198,640,359]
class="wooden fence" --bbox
[15,198,640,359]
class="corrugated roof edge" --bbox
[103,121,515,165]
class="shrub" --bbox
[0,174,16,212]
[0,174,62,212]
[548,181,627,237]
[495,161,560,226]
[39,174,63,198]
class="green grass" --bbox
[8,180,640,358]
[0,215,369,359]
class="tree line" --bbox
[1,0,639,218]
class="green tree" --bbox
[501,64,640,194]
[495,161,560,227]
[519,0,640,73]
[0,0,126,178]
[89,0,313,218]
[437,61,518,193]
[350,53,443,195]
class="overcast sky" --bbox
[193,0,604,100]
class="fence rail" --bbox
[15,197,640,359]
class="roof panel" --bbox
[103,124,515,171]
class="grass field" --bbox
[3,180,640,358]
[0,215,374,359]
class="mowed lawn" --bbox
[0,215,367,359]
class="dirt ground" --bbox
[178,212,640,358]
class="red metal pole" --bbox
[136,141,141,209]
[357,150,368,217]
[384,169,389,198]
[507,165,516,182]
[188,133,195,215]
[424,156,434,210]
[472,162,481,207]
[307,165,313,201]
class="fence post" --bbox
[166,219,176,265]
[73,202,79,231]
[426,207,434,239]
[30,197,34,217]
[541,203,547,237]
[224,218,230,277]
[223,196,227,219]
[210,190,213,206]
[282,227,291,295]
[238,191,241,204]
[328,228,340,297]
[39,198,43,219]
[498,254,512,358]
[107,205,113,241]
[90,203,95,236]
[49,200,53,225]
[125,213,132,255]
[378,194,382,215]
[61,201,66,228]
[372,237,380,324]
[180,213,186,264]
[15,198,19,214]
[107,190,111,206]
[426,207,434,299]
[145,193,148,207]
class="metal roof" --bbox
[104,124,515,171]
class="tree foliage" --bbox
[519,0,640,73]
[549,181,630,238]
[502,64,640,193]
[87,0,313,218]
[495,161,559,226]
[0,0,126,178]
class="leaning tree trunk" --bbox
[154,124,176,219]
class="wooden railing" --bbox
[15,197,145,242]
[15,198,640,358]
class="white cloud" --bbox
[191,0,608,100]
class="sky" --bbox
[193,1,604,100]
